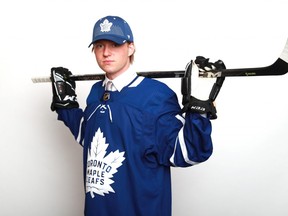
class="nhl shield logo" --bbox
[103,92,110,101]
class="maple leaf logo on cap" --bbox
[100,19,113,32]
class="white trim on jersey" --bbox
[87,104,102,121]
[128,76,144,88]
[76,117,84,146]
[170,114,199,166]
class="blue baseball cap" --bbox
[88,16,134,47]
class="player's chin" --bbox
[102,67,118,78]
[100,64,114,72]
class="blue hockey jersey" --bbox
[57,75,213,216]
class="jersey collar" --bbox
[103,67,137,92]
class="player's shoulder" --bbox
[135,77,180,112]
[132,77,177,104]
[86,81,104,105]
[139,77,173,93]
[91,80,104,88]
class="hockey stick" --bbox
[32,39,288,83]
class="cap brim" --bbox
[88,35,128,48]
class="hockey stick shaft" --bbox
[32,38,288,83]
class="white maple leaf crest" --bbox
[100,19,113,32]
[86,128,125,198]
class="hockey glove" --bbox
[50,67,79,111]
[181,57,226,119]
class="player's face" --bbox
[93,40,135,80]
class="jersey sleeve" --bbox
[56,108,84,145]
[56,81,103,146]
[144,87,213,168]
[168,112,213,167]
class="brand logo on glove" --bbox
[63,95,77,102]
[191,106,205,112]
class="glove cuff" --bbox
[51,100,79,111]
[182,96,217,119]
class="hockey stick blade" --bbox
[32,38,288,83]
[200,38,288,78]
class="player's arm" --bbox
[158,58,226,167]
[146,88,212,167]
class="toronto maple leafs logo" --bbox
[86,128,125,198]
[100,19,113,32]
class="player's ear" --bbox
[128,42,135,56]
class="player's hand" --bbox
[50,67,79,111]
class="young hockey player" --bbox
[50,15,225,216]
